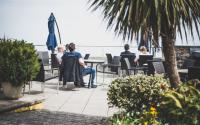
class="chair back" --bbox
[34,59,45,82]
[37,51,50,66]
[51,54,60,69]
[147,60,164,75]
[34,59,58,82]
[139,55,153,66]
[111,56,121,74]
[188,66,200,80]
[152,61,165,74]
[124,58,132,69]
[182,59,195,69]
[106,53,113,64]
[62,54,82,84]
[120,53,136,70]
[84,54,90,59]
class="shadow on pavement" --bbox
[0,110,108,125]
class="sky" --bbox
[0,0,128,47]
[0,0,200,49]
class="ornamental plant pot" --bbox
[1,82,24,99]
[0,39,40,99]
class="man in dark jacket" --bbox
[62,43,97,88]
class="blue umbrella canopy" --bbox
[46,13,57,53]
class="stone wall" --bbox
[175,46,200,68]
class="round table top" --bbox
[84,59,105,63]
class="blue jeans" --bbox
[82,67,95,84]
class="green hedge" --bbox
[107,74,169,113]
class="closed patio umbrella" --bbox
[46,13,61,53]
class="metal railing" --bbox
[34,44,163,58]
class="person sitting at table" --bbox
[134,46,151,62]
[56,45,65,83]
[62,42,97,88]
[120,44,136,66]
[120,44,137,75]
[56,45,65,64]
[120,44,134,55]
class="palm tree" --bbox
[89,0,200,88]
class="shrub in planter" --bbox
[107,74,169,113]
[0,39,40,99]
[158,81,200,125]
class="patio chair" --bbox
[152,61,165,74]
[96,56,121,83]
[106,53,113,68]
[62,55,83,87]
[182,58,195,69]
[120,54,137,75]
[32,59,59,93]
[188,66,200,80]
[147,59,164,75]
[123,58,146,75]
[138,55,153,67]
[37,51,51,66]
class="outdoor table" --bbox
[84,59,105,88]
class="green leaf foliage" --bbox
[0,39,40,87]
[107,74,169,113]
[158,80,200,125]
[89,0,200,44]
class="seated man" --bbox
[120,44,136,66]
[120,44,137,74]
[62,42,97,88]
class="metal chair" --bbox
[182,58,195,69]
[96,56,120,83]
[188,66,200,80]
[37,51,51,66]
[33,59,59,93]
[124,58,146,75]
[106,53,113,67]
[120,53,137,75]
[152,61,165,74]
[138,55,153,66]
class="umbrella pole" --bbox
[55,19,62,44]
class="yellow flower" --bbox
[144,121,148,125]
[150,107,158,116]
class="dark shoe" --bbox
[91,84,97,88]
[80,82,87,87]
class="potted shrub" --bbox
[0,39,40,99]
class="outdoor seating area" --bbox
[1,40,200,125]
[1,0,200,124]
[26,49,200,93]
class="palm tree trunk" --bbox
[162,34,180,88]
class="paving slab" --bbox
[0,73,119,124]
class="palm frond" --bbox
[88,0,200,45]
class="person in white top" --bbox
[56,45,65,83]
[135,46,151,62]
[56,45,65,64]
